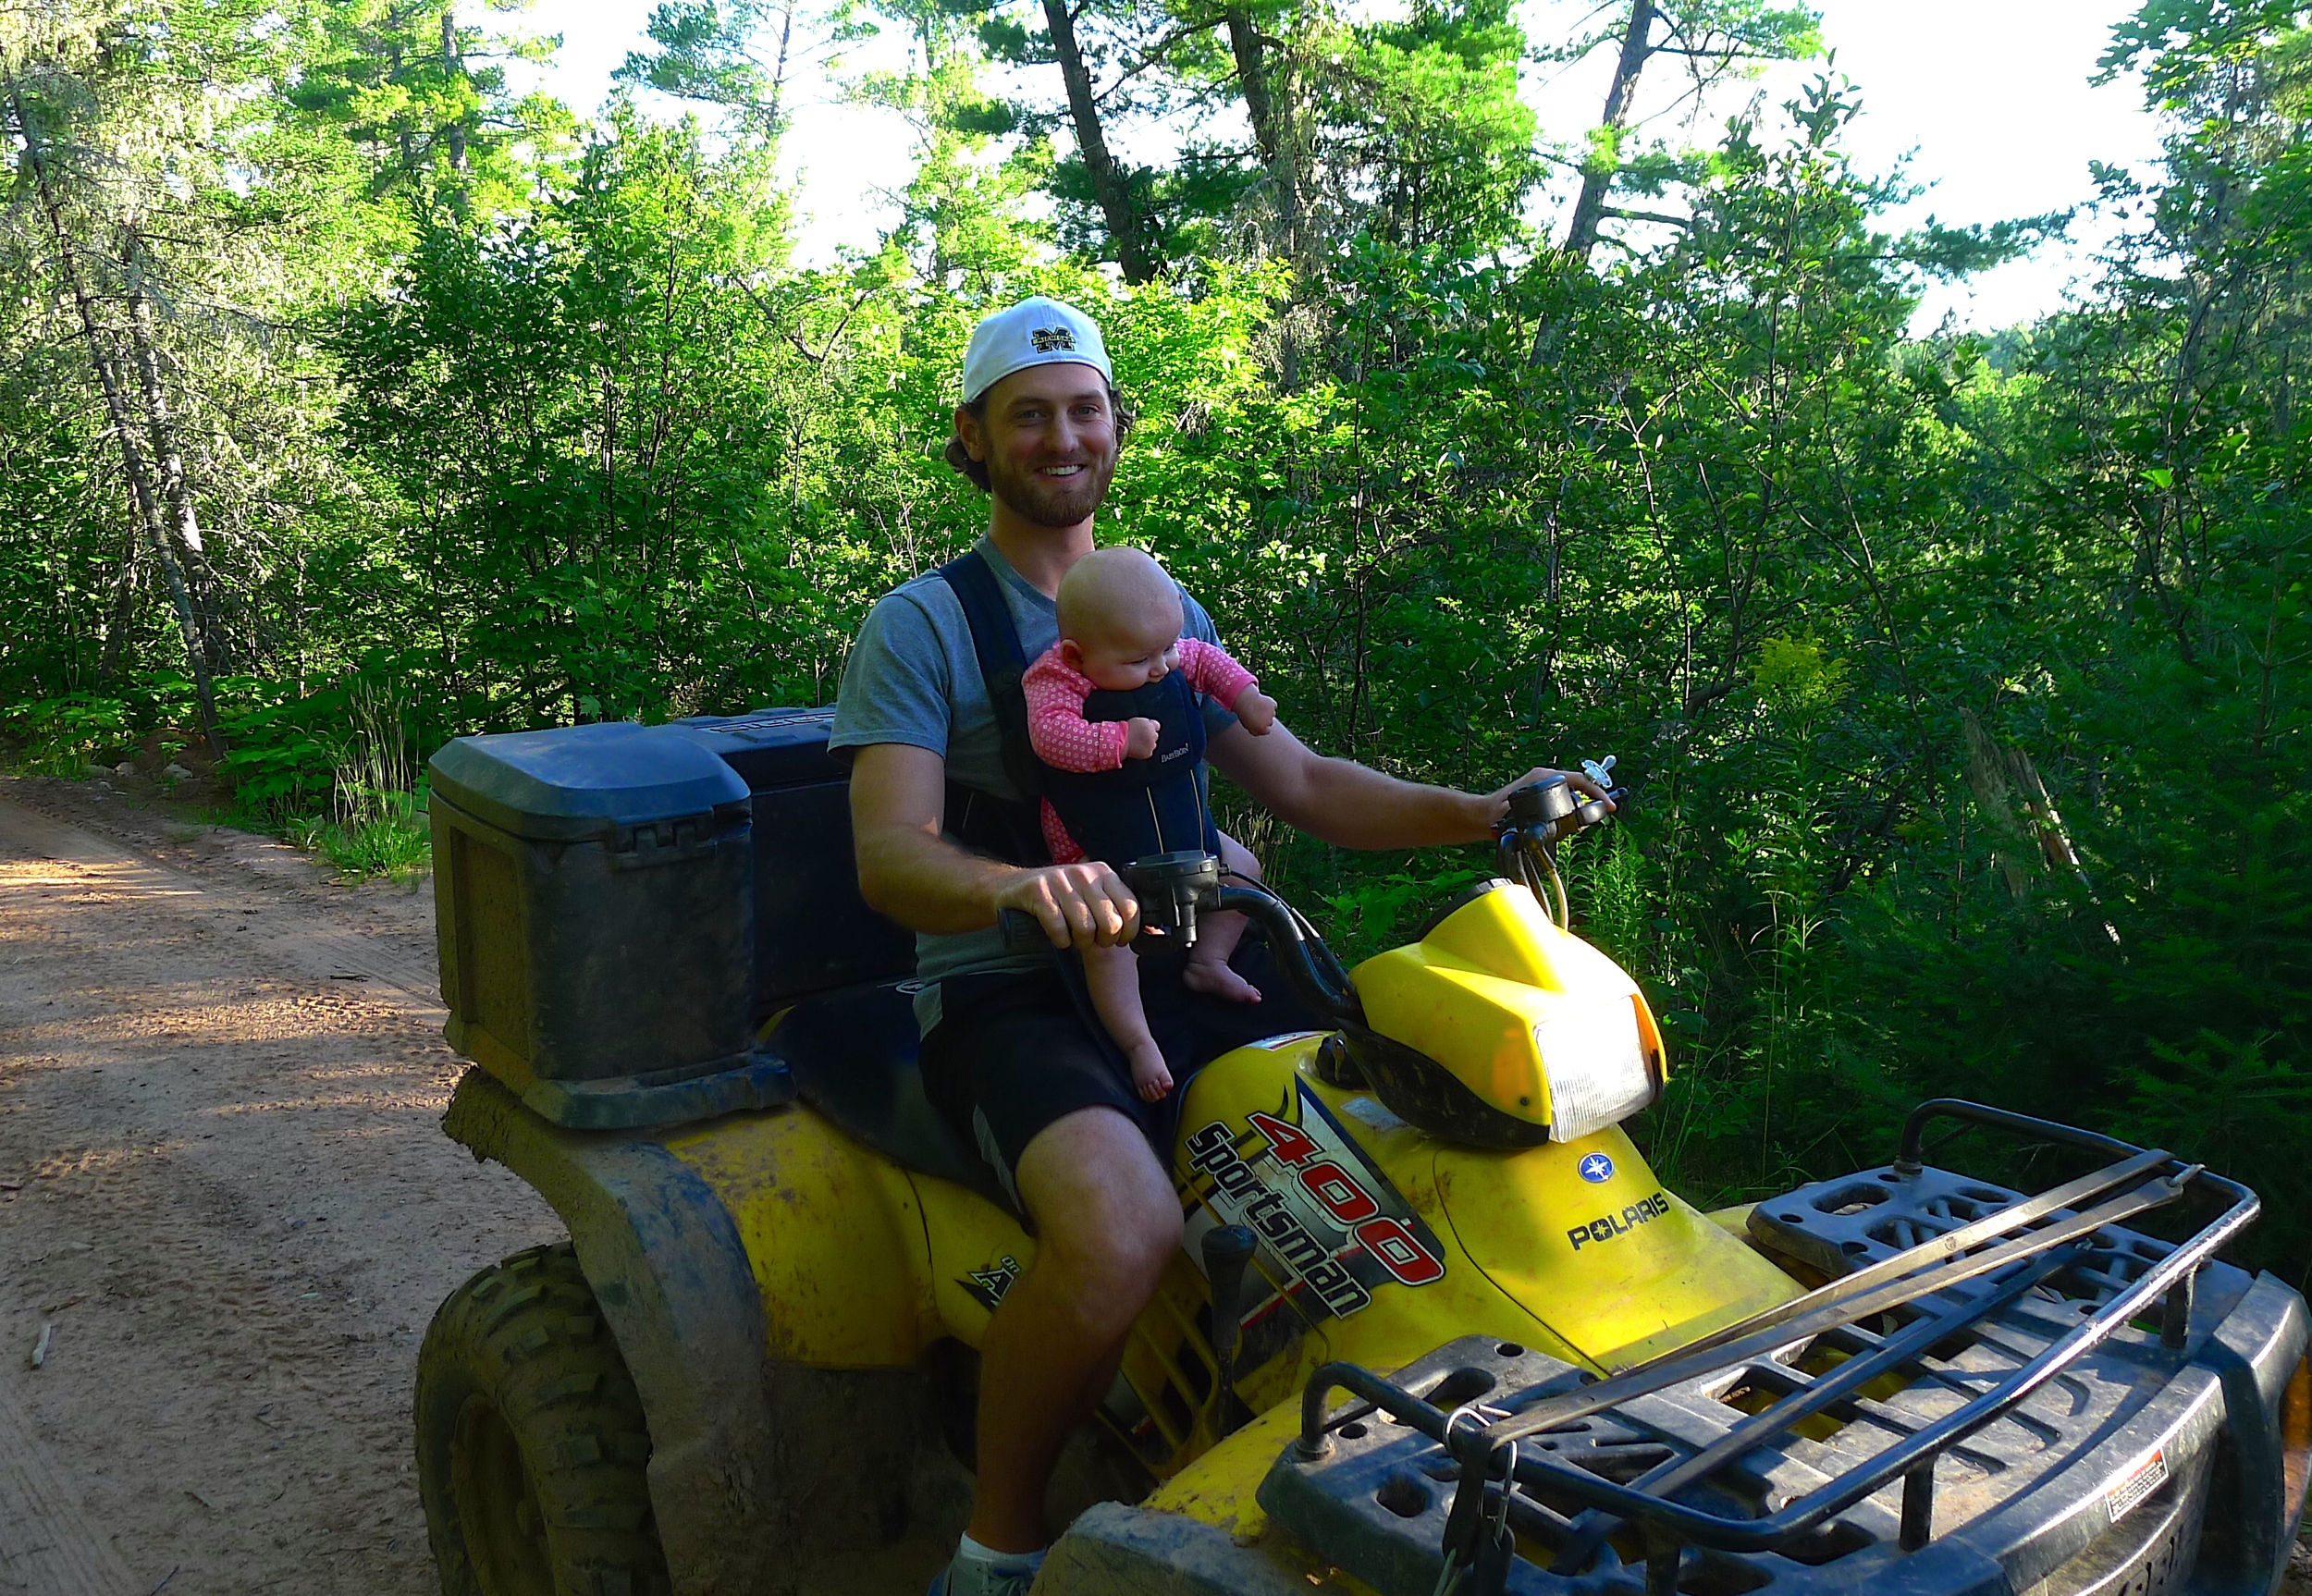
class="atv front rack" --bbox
[1260,1101,2280,1596]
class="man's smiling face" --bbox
[958,363,1120,530]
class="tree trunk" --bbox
[1224,5,1305,387]
[1224,6,1300,264]
[1562,0,1655,263]
[7,70,227,761]
[389,43,415,174]
[440,8,468,171]
[126,235,236,677]
[1042,0,1154,282]
[126,284,203,556]
[766,0,794,137]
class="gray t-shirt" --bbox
[830,537,1234,1021]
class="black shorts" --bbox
[918,938,1320,1211]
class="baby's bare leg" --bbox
[1083,941,1174,1100]
[1184,831,1263,1003]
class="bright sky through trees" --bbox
[1522,0,2166,328]
[522,0,2161,331]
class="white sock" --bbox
[956,1533,1044,1568]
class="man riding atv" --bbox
[830,295,1608,1594]
[412,294,2308,1596]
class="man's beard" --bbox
[986,448,1115,528]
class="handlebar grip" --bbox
[1568,784,1629,833]
[997,908,1049,951]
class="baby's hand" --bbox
[1234,686,1279,735]
[1124,717,1162,759]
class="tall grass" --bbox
[287,679,432,883]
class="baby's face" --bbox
[1074,602,1185,693]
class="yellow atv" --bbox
[412,710,2312,1596]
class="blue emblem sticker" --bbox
[1578,1152,1616,1185]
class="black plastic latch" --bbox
[608,811,741,870]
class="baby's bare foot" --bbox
[1184,958,1262,1003]
[1127,1041,1174,1101]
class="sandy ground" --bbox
[1,774,2305,1596]
[0,777,561,1595]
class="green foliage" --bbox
[5,0,2310,1283]
[1301,0,1541,257]
[1322,864,1488,964]
[282,0,572,211]
[618,0,801,138]
[3,694,133,776]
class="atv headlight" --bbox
[1533,996,1657,1142]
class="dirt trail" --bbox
[0,779,562,1595]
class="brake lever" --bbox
[997,907,1174,951]
[1571,786,1628,832]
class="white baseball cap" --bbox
[962,296,1113,403]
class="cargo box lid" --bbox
[666,706,843,788]
[430,722,751,843]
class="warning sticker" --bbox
[2106,1446,2169,1524]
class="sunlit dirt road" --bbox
[0,780,562,1595]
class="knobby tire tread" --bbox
[415,1242,671,1596]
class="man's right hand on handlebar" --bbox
[992,861,1142,950]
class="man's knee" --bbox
[1043,1216,1174,1332]
[1017,1109,1179,1309]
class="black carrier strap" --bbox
[937,550,1050,866]
[1038,671,1218,866]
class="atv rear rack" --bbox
[1260,1101,2279,1596]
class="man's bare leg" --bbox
[966,1106,1181,1553]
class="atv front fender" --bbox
[444,1068,775,1596]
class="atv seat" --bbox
[767,981,1013,1212]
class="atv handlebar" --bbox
[1499,770,1624,846]
[1495,766,1627,928]
[996,853,1362,1027]
[993,758,1622,1013]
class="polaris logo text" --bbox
[1567,1191,1671,1251]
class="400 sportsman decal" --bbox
[1185,1083,1446,1320]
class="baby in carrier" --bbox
[1025,546,1278,1102]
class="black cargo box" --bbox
[667,706,915,1016]
[426,711,917,1132]
[428,722,791,1130]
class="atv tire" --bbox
[415,1242,670,1596]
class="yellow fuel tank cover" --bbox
[1434,1129,1801,1369]
[1352,883,1664,1140]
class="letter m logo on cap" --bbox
[1029,325,1077,353]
